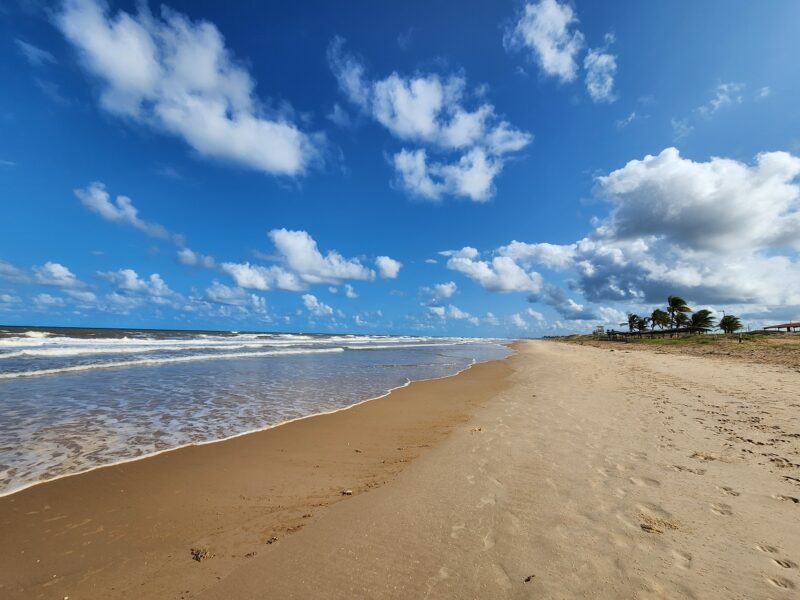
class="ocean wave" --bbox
[0,347,345,379]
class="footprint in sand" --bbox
[672,549,693,570]
[765,576,795,590]
[772,494,800,504]
[629,476,661,488]
[709,503,733,516]
[719,486,740,497]
[772,558,797,569]
[756,544,779,554]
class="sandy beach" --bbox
[3,340,800,598]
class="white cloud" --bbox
[0,260,28,283]
[584,45,617,103]
[696,82,744,117]
[34,293,65,308]
[75,182,173,240]
[344,284,358,299]
[671,117,693,140]
[206,281,266,313]
[329,37,531,201]
[484,312,499,326]
[375,255,402,279]
[270,228,375,284]
[302,293,333,317]
[491,147,800,311]
[98,268,180,305]
[498,241,576,269]
[757,86,771,99]
[445,248,543,293]
[33,262,84,289]
[177,247,215,268]
[447,304,480,326]
[526,308,545,321]
[15,38,56,66]
[616,111,637,129]
[505,0,584,83]
[596,147,800,253]
[220,262,305,292]
[433,281,457,299]
[510,312,529,329]
[428,305,445,318]
[57,0,317,176]
[66,289,98,303]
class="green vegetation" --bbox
[613,297,740,337]
[719,314,743,334]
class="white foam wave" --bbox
[0,347,345,379]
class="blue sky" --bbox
[2,0,800,336]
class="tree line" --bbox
[621,296,743,334]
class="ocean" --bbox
[0,326,512,497]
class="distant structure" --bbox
[764,322,800,332]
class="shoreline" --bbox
[0,345,517,599]
[0,345,514,500]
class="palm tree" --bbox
[666,295,692,328]
[650,308,669,330]
[623,313,639,333]
[719,315,743,334]
[690,309,715,331]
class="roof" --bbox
[764,322,800,329]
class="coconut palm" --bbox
[623,313,639,333]
[690,309,715,331]
[719,315,743,334]
[666,295,692,327]
[650,308,669,330]
[636,316,650,333]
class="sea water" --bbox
[0,327,512,496]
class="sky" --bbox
[1,0,800,336]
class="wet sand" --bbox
[0,355,514,599]
[3,340,800,598]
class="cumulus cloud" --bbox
[447,304,479,325]
[206,281,266,313]
[33,262,84,289]
[57,0,318,176]
[596,147,800,253]
[510,312,529,329]
[498,241,576,269]
[270,228,374,284]
[177,247,215,268]
[329,37,531,201]
[219,262,304,292]
[488,147,800,311]
[529,284,597,320]
[375,255,402,279]
[98,268,180,305]
[75,182,173,240]
[444,247,543,293]
[505,0,584,82]
[344,284,358,299]
[302,293,333,317]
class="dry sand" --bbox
[3,341,800,598]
